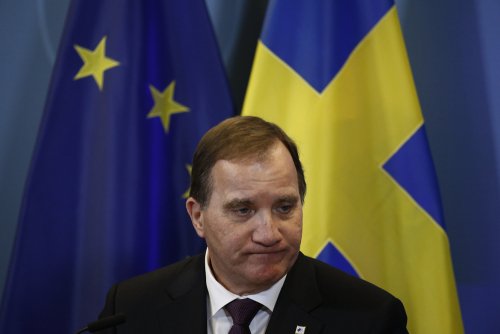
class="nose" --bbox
[252,211,281,246]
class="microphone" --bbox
[75,313,126,334]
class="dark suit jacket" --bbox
[99,252,408,333]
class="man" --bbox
[99,116,408,333]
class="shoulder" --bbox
[101,254,205,315]
[301,255,397,306]
[283,254,408,332]
[270,254,408,333]
[116,254,204,293]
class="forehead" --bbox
[209,142,299,199]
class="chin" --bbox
[251,266,286,284]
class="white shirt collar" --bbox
[204,249,286,317]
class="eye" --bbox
[232,207,254,217]
[275,203,294,215]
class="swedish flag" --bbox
[243,0,463,332]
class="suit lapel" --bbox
[266,253,324,334]
[157,255,207,334]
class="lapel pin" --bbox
[295,325,306,333]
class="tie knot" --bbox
[225,298,262,326]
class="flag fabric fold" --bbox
[0,0,234,332]
[242,0,463,333]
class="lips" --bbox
[248,249,288,262]
[247,247,287,255]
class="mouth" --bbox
[248,248,287,255]
[257,250,284,254]
[248,249,287,261]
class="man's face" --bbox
[186,142,302,295]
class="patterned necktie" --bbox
[224,298,262,334]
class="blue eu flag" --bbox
[0,0,234,332]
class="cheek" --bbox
[286,219,302,247]
[203,217,245,249]
[292,228,302,247]
[204,222,227,244]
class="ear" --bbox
[186,197,205,238]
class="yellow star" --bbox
[74,36,120,90]
[182,164,193,199]
[147,81,190,132]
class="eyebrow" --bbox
[223,195,299,210]
[223,199,254,210]
[275,195,300,204]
